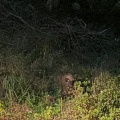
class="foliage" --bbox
[0,1,120,119]
[0,101,5,116]
[0,67,119,120]
[57,75,120,120]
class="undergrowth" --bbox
[0,66,120,120]
[0,49,120,120]
[0,2,120,119]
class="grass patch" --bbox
[0,47,119,120]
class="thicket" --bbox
[0,0,120,120]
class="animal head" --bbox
[58,73,75,99]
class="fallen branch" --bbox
[0,3,51,35]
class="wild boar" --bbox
[58,73,75,99]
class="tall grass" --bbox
[0,47,120,120]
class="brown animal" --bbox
[58,73,75,99]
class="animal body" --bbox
[58,73,75,99]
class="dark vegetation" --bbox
[0,0,120,119]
